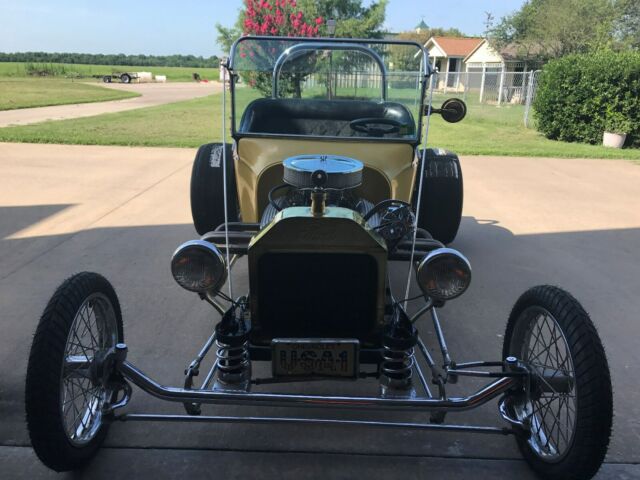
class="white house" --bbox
[464,39,543,103]
[424,36,484,91]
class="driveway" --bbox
[1,142,639,479]
[0,82,221,128]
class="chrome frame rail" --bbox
[119,360,518,412]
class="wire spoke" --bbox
[60,293,117,445]
[518,307,577,461]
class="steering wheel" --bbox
[350,118,403,137]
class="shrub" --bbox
[534,50,640,147]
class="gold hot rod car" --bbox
[26,36,612,480]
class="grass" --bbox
[0,89,638,160]
[0,77,140,111]
[0,62,220,83]
[0,94,224,147]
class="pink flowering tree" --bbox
[243,0,323,37]
[238,0,324,97]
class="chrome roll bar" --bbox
[271,42,388,100]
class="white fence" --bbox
[297,69,542,128]
[433,70,542,127]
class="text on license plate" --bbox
[272,339,359,378]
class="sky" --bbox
[0,0,526,57]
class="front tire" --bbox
[503,286,612,480]
[25,272,123,472]
[413,148,463,244]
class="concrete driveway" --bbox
[1,142,639,479]
[0,82,221,128]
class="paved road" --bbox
[1,143,639,479]
[0,82,221,128]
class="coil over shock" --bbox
[215,303,251,387]
[380,304,418,391]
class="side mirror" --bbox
[425,98,467,123]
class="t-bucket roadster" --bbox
[26,36,612,479]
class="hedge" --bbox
[534,50,640,147]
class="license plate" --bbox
[272,339,359,378]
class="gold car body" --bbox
[234,137,418,222]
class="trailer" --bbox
[96,72,139,84]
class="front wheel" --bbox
[25,272,123,472]
[503,285,612,480]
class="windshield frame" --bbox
[227,35,432,145]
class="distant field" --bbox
[0,62,219,82]
[0,77,140,111]
[0,90,638,160]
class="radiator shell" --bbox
[248,207,388,347]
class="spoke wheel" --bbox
[518,306,577,461]
[60,293,118,445]
[26,272,123,472]
[503,285,612,480]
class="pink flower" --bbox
[315,16,323,25]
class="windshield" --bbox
[229,36,428,141]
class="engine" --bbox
[260,155,416,249]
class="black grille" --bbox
[255,252,378,340]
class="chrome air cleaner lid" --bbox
[283,154,363,190]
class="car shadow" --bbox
[0,216,638,469]
[0,204,73,239]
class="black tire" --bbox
[25,272,124,472]
[503,286,612,480]
[120,73,131,84]
[190,142,239,235]
[413,148,463,244]
[102,75,111,83]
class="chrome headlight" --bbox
[171,240,227,293]
[416,248,471,301]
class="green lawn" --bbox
[0,62,220,83]
[0,90,638,160]
[0,94,224,147]
[0,78,140,111]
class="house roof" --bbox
[426,37,483,57]
[464,39,546,63]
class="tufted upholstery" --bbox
[238,98,416,138]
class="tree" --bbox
[216,0,388,54]
[615,0,640,49]
[297,0,387,39]
[215,0,389,97]
[227,0,324,97]
[490,0,617,60]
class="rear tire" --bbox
[120,73,131,84]
[503,286,612,480]
[190,142,240,235]
[25,272,123,472]
[413,148,463,244]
